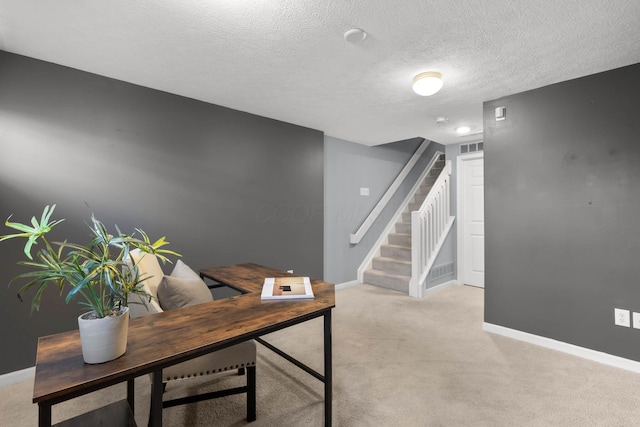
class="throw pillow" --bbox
[170,259,203,281]
[157,275,213,311]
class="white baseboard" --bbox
[423,279,459,297]
[335,280,360,291]
[483,322,640,374]
[0,366,35,388]
[336,279,459,294]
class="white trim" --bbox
[350,140,431,244]
[0,366,35,388]
[483,322,640,374]
[423,279,459,297]
[335,280,360,291]
[357,150,445,283]
[456,151,484,286]
[342,278,458,296]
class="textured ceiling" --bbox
[1,1,639,146]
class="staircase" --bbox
[363,154,446,293]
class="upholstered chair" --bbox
[127,249,256,421]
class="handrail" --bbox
[356,150,445,285]
[350,139,431,245]
[409,161,455,298]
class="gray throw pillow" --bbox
[157,275,213,311]
[170,259,202,280]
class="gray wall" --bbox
[324,136,445,285]
[0,51,323,374]
[484,63,640,360]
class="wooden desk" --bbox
[33,263,335,426]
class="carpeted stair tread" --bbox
[363,269,411,293]
[372,256,412,276]
[388,232,411,247]
[395,222,411,234]
[380,244,411,261]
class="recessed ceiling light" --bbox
[412,71,443,96]
[435,116,448,124]
[456,126,471,134]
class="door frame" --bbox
[456,151,484,286]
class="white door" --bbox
[458,154,484,288]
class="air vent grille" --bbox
[460,142,483,154]
[429,262,454,280]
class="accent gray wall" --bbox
[323,136,444,285]
[0,51,323,374]
[484,63,640,361]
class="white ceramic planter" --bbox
[77,307,129,364]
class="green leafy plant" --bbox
[0,205,180,318]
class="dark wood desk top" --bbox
[33,263,335,405]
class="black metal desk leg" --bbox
[324,311,333,427]
[38,403,52,427]
[150,370,163,426]
[127,378,135,416]
[247,365,257,421]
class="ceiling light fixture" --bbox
[412,71,443,96]
[344,28,367,43]
[456,126,471,134]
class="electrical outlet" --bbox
[614,308,631,327]
[633,312,640,329]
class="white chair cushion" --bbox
[128,249,165,298]
[126,249,163,318]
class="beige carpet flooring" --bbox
[2,284,640,426]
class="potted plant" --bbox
[0,205,179,364]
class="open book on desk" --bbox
[261,276,314,300]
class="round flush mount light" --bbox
[412,71,443,96]
[456,126,471,134]
[344,28,367,43]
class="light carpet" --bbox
[2,284,640,426]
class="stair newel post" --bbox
[410,209,420,298]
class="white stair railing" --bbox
[356,150,445,286]
[410,161,455,298]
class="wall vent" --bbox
[460,141,484,154]
[429,261,455,280]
